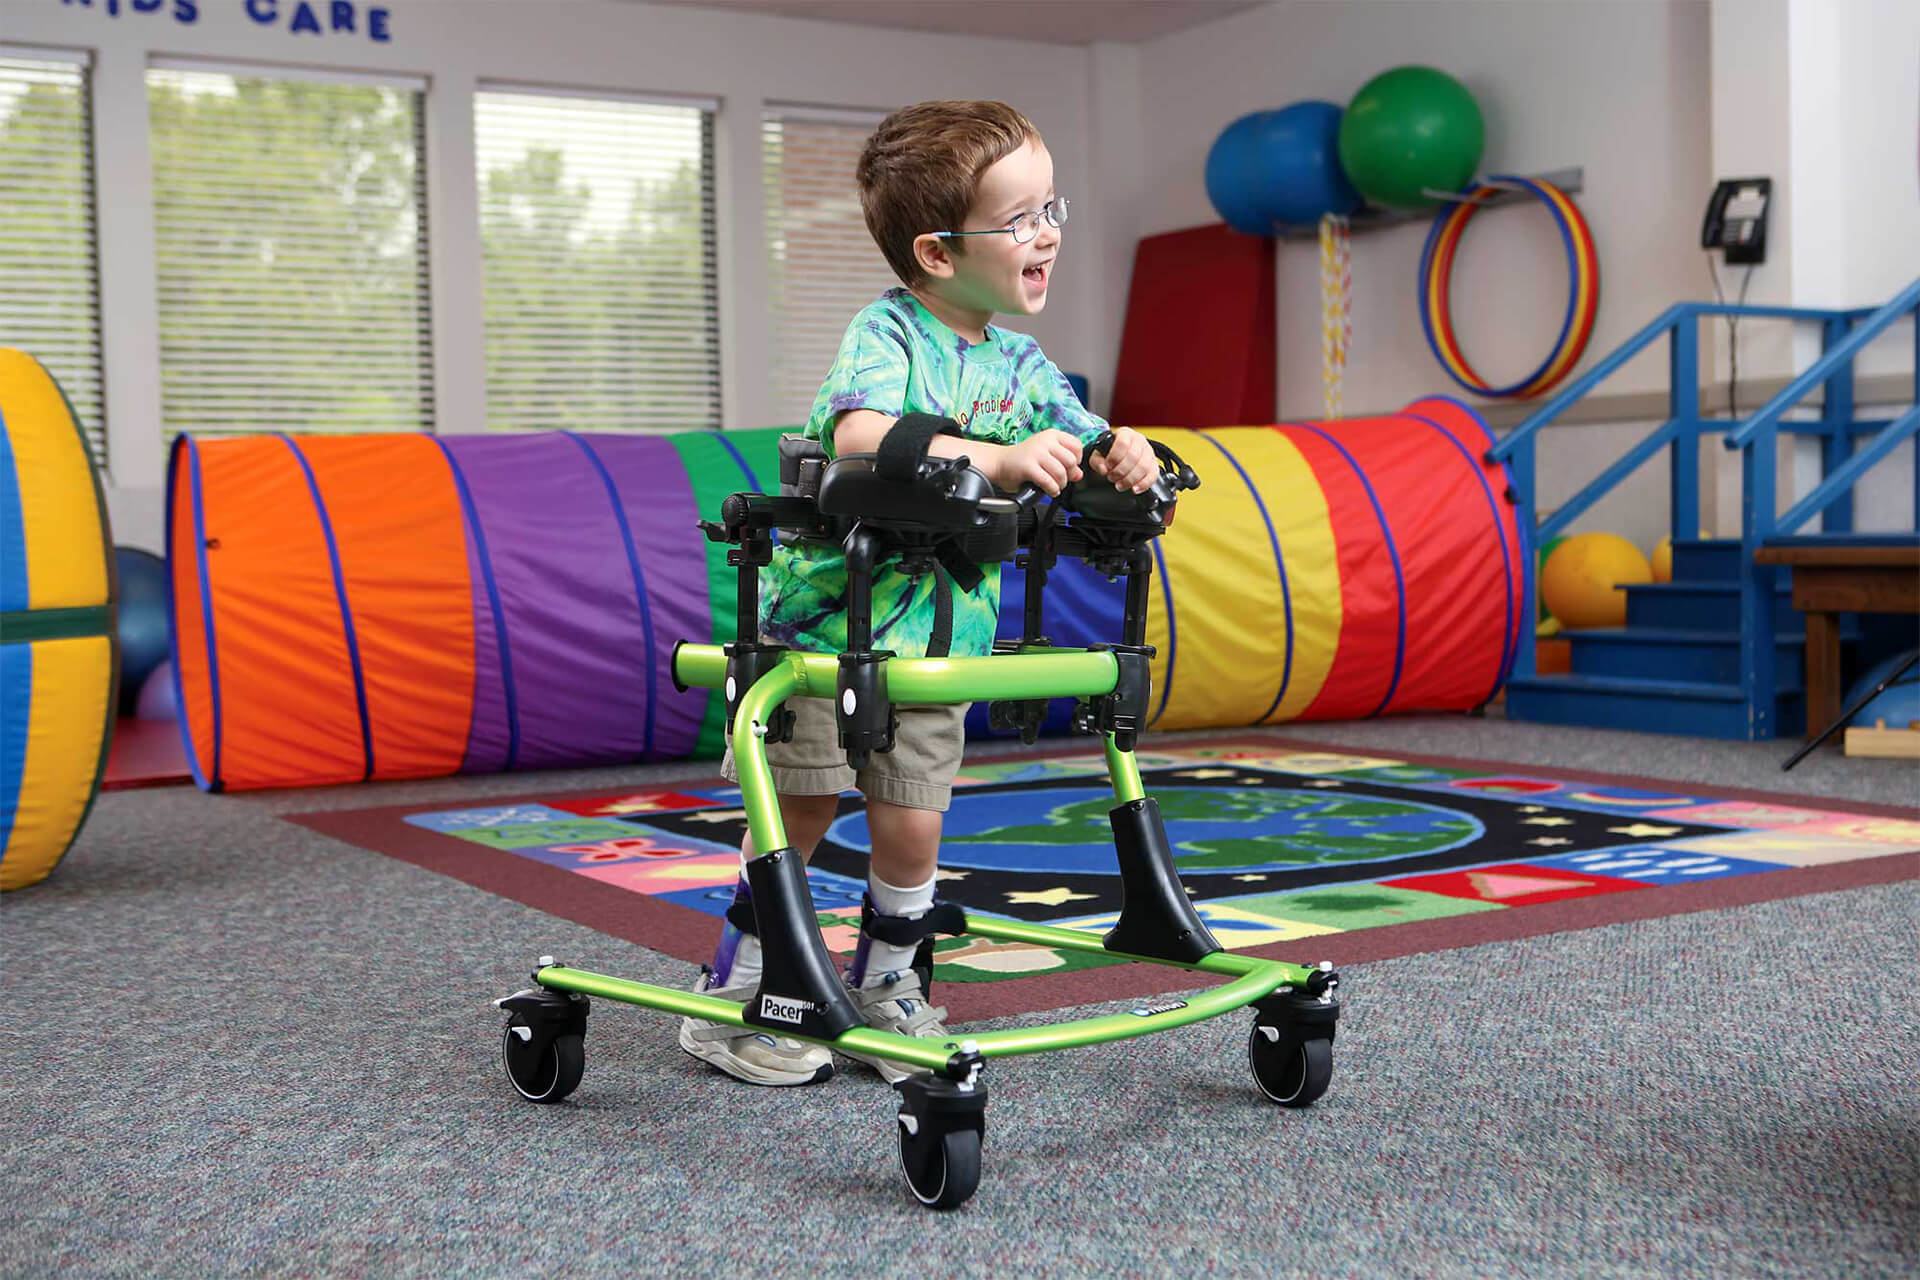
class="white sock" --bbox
[861,870,936,987]
[727,935,763,990]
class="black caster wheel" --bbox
[899,1118,982,1210]
[503,1014,584,1103]
[894,1066,988,1210]
[496,982,589,1104]
[1248,1023,1332,1107]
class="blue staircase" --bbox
[1492,278,1920,740]
[1504,539,1811,738]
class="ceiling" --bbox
[629,0,1273,46]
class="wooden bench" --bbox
[1753,537,1920,741]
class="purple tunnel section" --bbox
[446,434,708,773]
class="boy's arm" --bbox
[1020,349,1158,493]
[833,410,1084,496]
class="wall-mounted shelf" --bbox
[1272,166,1585,241]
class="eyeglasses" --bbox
[933,197,1069,246]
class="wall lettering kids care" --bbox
[57,0,396,43]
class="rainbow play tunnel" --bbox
[166,400,1523,791]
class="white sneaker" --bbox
[677,971,833,1087]
[838,970,951,1084]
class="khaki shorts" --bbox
[720,692,969,812]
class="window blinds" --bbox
[146,64,434,438]
[761,108,896,427]
[0,51,106,467]
[475,87,721,433]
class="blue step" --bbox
[1625,582,1800,633]
[1566,628,1804,692]
[1504,672,1806,740]
[1670,539,1742,582]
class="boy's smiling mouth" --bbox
[1023,260,1051,288]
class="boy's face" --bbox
[914,139,1059,328]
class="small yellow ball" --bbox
[1651,536,1673,583]
[1539,532,1653,629]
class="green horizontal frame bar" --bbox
[535,933,1323,1069]
[536,965,955,1072]
[672,643,1121,706]
[679,643,1124,854]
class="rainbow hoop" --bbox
[1418,174,1599,399]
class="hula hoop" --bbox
[1418,174,1599,399]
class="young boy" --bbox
[679,100,1159,1086]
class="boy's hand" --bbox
[997,429,1085,496]
[1088,427,1158,493]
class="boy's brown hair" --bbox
[857,100,1040,287]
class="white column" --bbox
[1086,40,1144,420]
[715,95,771,430]
[424,67,485,434]
[89,43,166,549]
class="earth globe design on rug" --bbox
[830,785,1485,875]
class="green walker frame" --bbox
[497,431,1341,1210]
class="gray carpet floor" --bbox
[4,716,1915,1278]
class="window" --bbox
[762,107,896,426]
[475,87,720,433]
[0,50,105,467]
[146,63,433,438]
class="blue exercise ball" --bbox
[137,659,178,722]
[1206,102,1363,235]
[114,547,170,716]
[1844,647,1918,729]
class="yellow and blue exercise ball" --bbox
[1206,101,1363,234]
[1,347,117,891]
[1337,65,1485,210]
[1539,532,1651,630]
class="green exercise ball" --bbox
[1338,66,1485,210]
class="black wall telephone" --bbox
[1701,178,1771,265]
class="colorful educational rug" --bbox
[289,737,1919,1020]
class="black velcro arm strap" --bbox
[875,412,964,482]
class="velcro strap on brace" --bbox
[861,898,967,946]
[875,412,963,483]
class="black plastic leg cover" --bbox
[1103,797,1221,964]
[742,848,862,1041]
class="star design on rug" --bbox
[681,809,748,824]
[1232,874,1268,882]
[1468,870,1590,899]
[1172,768,1239,780]
[1519,805,1547,813]
[1004,887,1095,907]
[935,868,970,882]
[1609,823,1684,838]
[1303,780,1345,788]
[1526,837,1574,847]
[1521,817,1574,827]
[594,798,668,814]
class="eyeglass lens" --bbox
[1011,199,1069,244]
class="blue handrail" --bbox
[1487,278,1919,739]
[1723,277,1920,452]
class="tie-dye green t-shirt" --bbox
[761,288,1106,659]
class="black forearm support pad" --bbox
[876,412,963,481]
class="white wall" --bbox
[5,0,1100,551]
[1125,0,1715,421]
[1105,0,1914,544]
